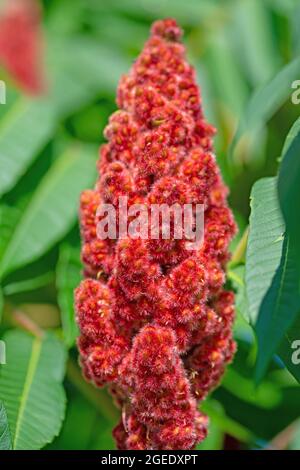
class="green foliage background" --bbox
[1,0,300,450]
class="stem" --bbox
[66,358,119,423]
[12,309,44,339]
[265,420,298,450]
[230,226,249,266]
[3,272,54,296]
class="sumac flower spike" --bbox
[75,18,237,450]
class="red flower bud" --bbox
[75,18,237,450]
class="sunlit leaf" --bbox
[90,0,219,25]
[246,177,300,381]
[205,30,248,116]
[0,205,21,260]
[256,230,300,382]
[277,313,300,384]
[234,0,280,86]
[56,244,81,347]
[0,330,67,450]
[0,37,128,199]
[278,126,300,269]
[231,57,300,157]
[0,401,12,450]
[3,272,54,296]
[49,37,129,118]
[0,99,55,198]
[196,419,223,450]
[245,178,285,325]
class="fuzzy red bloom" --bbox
[0,0,45,94]
[75,18,237,450]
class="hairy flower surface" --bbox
[0,0,45,94]
[75,18,237,450]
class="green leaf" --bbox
[228,265,249,322]
[255,235,300,382]
[0,99,55,198]
[278,127,300,269]
[246,178,285,325]
[234,0,280,86]
[0,38,127,199]
[196,419,223,450]
[92,0,219,25]
[274,120,300,383]
[246,177,300,380]
[0,205,22,260]
[47,0,86,35]
[49,37,129,118]
[231,57,300,156]
[222,368,282,409]
[0,144,97,278]
[48,389,117,450]
[47,393,99,450]
[277,313,300,384]
[0,401,12,450]
[205,30,248,116]
[280,116,300,158]
[3,272,54,296]
[56,244,81,348]
[290,421,300,450]
[0,330,66,450]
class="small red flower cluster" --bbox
[75,19,237,450]
[0,0,45,94]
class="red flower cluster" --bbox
[75,19,237,450]
[0,0,45,94]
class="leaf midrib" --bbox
[13,337,42,449]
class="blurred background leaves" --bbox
[0,0,300,451]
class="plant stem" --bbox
[12,309,44,339]
[265,420,299,450]
[230,226,249,266]
[66,358,119,423]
